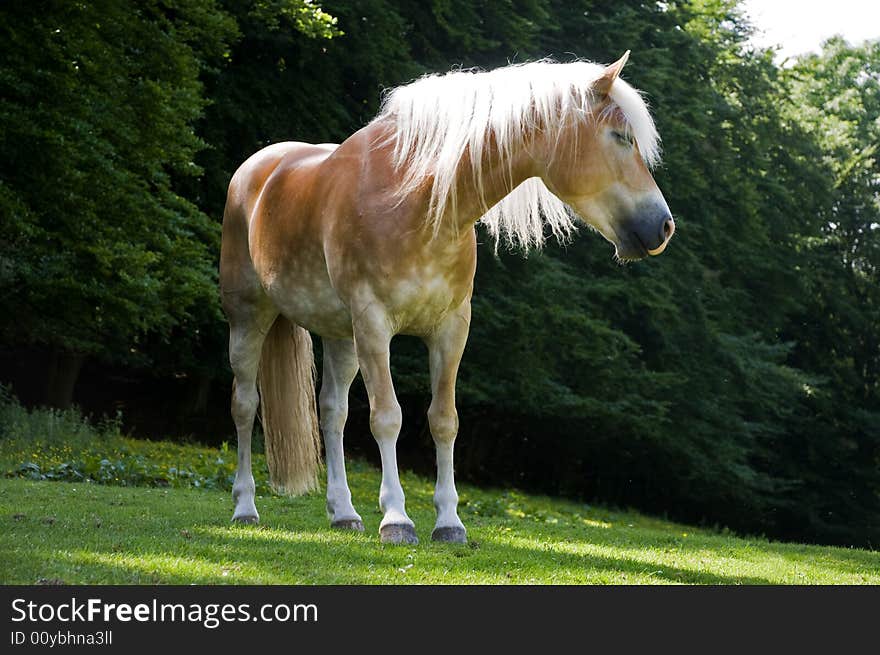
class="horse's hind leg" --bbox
[227,300,278,524]
[425,300,471,543]
[320,337,363,530]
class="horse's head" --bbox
[541,52,675,261]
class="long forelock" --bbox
[374,59,661,250]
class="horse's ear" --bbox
[595,50,630,95]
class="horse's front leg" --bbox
[320,337,363,530]
[352,304,417,544]
[425,300,471,543]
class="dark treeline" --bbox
[1,1,878,547]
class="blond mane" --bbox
[374,59,660,249]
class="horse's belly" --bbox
[265,269,353,339]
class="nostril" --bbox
[646,215,675,256]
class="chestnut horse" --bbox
[220,52,674,544]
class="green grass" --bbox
[2,452,879,584]
[1,395,877,584]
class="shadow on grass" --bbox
[0,536,764,586]
[20,521,775,585]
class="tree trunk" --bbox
[46,351,85,409]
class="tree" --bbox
[775,38,880,543]
[0,1,238,406]
[0,1,338,408]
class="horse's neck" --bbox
[444,134,543,233]
[363,118,545,242]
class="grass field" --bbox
[2,440,879,584]
[1,396,877,585]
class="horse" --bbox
[219,52,675,545]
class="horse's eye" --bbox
[612,130,633,147]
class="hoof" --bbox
[231,514,259,525]
[431,526,467,544]
[380,523,418,545]
[331,519,365,532]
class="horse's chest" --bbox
[383,262,471,335]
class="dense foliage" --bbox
[1,1,877,547]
